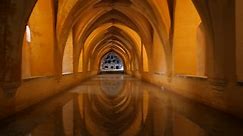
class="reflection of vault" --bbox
[75,78,150,136]
[100,77,124,97]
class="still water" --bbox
[0,75,243,136]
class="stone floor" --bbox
[0,74,243,136]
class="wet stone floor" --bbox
[0,74,243,136]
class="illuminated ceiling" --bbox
[56,0,173,72]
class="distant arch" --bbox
[100,52,124,73]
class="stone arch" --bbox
[0,0,37,91]
[99,51,125,73]
[172,0,203,76]
[22,0,56,78]
[191,0,236,82]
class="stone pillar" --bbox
[141,42,144,72]
[73,49,80,74]
[0,0,37,95]
[167,0,175,82]
[166,50,173,82]
[73,30,82,74]
[192,0,236,89]
[56,48,64,79]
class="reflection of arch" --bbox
[100,51,124,73]
[100,78,125,97]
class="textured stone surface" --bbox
[0,0,242,122]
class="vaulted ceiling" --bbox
[56,0,172,72]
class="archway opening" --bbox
[21,0,55,79]
[99,52,125,74]
[172,0,206,77]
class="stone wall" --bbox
[138,72,243,119]
[0,72,96,120]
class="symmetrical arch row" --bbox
[0,0,239,92]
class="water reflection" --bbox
[0,75,243,136]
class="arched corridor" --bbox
[0,0,243,135]
[1,75,243,136]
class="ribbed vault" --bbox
[1,0,242,131]
[56,0,171,75]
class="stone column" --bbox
[73,30,82,74]
[140,42,144,72]
[167,0,175,82]
[192,0,236,89]
[0,0,37,95]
